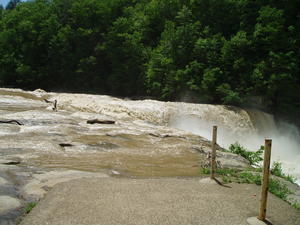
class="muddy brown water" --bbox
[0,89,209,224]
[1,88,300,225]
[0,88,205,180]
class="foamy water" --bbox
[169,112,300,184]
[50,91,300,182]
[1,88,299,183]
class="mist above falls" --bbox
[1,88,299,182]
[43,90,300,182]
[169,110,300,182]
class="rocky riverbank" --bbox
[0,88,299,224]
[19,178,300,225]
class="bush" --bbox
[269,178,292,200]
[228,142,263,166]
[271,161,296,183]
[292,202,300,210]
[237,171,261,185]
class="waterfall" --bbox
[51,92,300,182]
[2,88,298,183]
[169,106,300,183]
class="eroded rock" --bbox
[0,196,21,213]
[0,158,21,165]
[0,177,9,185]
[22,170,109,199]
[193,145,250,169]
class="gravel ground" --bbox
[20,177,300,225]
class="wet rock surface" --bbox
[0,196,21,212]
[0,88,298,224]
[0,177,9,186]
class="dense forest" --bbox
[0,0,300,123]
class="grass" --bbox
[291,202,300,210]
[201,142,299,210]
[228,142,264,166]
[271,161,296,183]
[200,167,298,210]
[24,202,37,214]
[269,178,292,200]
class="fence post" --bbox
[210,126,217,179]
[258,139,272,221]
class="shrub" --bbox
[228,142,263,166]
[271,161,296,183]
[237,171,261,185]
[269,178,292,200]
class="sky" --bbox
[0,0,28,8]
[0,0,10,7]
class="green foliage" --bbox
[201,167,210,175]
[228,142,263,166]
[291,202,300,211]
[5,0,21,10]
[236,172,292,202]
[269,178,292,200]
[216,83,243,105]
[24,202,37,214]
[236,171,261,185]
[0,0,299,122]
[200,167,298,210]
[201,168,236,176]
[201,161,300,210]
[271,162,296,183]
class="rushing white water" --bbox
[169,109,300,184]
[1,88,299,182]
[50,91,300,182]
[1,88,299,225]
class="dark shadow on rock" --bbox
[87,119,115,125]
[59,143,74,147]
[213,178,232,188]
[0,120,23,126]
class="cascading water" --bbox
[1,88,299,225]
[51,91,300,183]
[169,107,300,184]
[1,88,299,182]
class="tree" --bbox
[5,0,21,10]
[0,0,299,124]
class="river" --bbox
[0,88,299,224]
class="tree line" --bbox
[0,0,300,123]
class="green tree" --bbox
[5,0,21,10]
[0,0,299,125]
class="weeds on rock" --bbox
[271,162,296,183]
[291,202,300,210]
[25,202,37,214]
[200,143,299,211]
[269,178,292,200]
[228,142,264,166]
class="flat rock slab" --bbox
[0,177,9,186]
[20,178,300,225]
[0,158,21,165]
[199,177,219,184]
[0,196,21,213]
[247,217,272,225]
[23,170,109,199]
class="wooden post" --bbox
[210,126,217,179]
[258,139,272,221]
